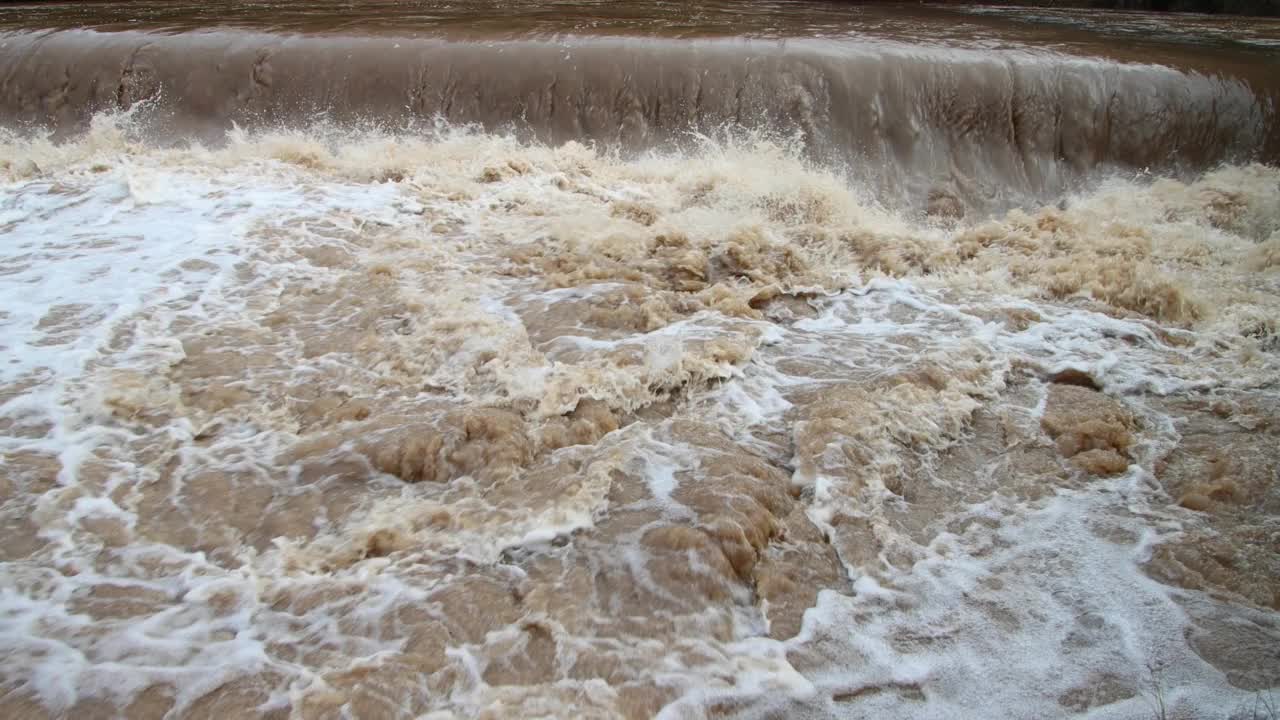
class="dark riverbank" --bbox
[934,0,1279,17]
[0,0,1276,15]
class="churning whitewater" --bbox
[1,2,1278,719]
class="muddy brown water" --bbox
[2,1,1279,208]
[0,3,1278,719]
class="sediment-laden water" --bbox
[0,2,1278,719]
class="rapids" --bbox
[0,3,1278,719]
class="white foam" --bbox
[0,123,1275,719]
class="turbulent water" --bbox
[1,2,1279,719]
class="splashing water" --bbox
[1,4,1279,716]
[1,110,1277,718]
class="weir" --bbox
[2,1,1278,207]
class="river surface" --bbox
[0,2,1278,719]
